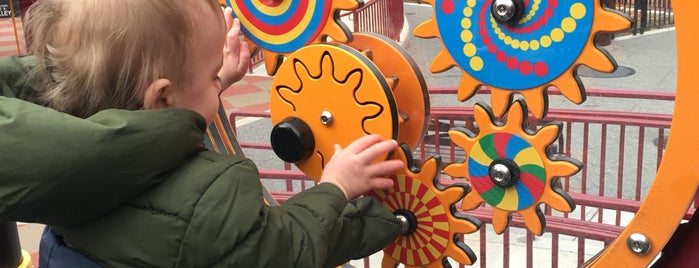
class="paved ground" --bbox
[0,18,25,56]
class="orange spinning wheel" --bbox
[225,0,362,75]
[346,33,430,152]
[269,34,429,181]
[369,144,481,267]
[413,0,631,118]
[444,100,581,235]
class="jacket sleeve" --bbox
[0,97,207,226]
[0,56,41,102]
[179,158,401,268]
[0,55,209,226]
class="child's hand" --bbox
[320,134,404,201]
[218,7,250,89]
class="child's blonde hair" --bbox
[25,0,222,118]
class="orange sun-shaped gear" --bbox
[226,0,362,75]
[444,100,582,235]
[270,43,398,181]
[413,0,632,118]
[369,144,481,267]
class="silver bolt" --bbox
[490,163,512,185]
[627,233,651,255]
[396,214,410,235]
[493,0,516,21]
[320,111,334,126]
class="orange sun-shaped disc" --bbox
[270,43,398,181]
[370,144,481,267]
[413,0,632,118]
[345,32,430,151]
[226,0,362,75]
[444,100,581,235]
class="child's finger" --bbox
[368,177,395,190]
[357,139,398,162]
[231,19,245,43]
[224,7,233,30]
[366,159,403,176]
[328,144,343,160]
[226,20,243,55]
[227,19,241,41]
[238,41,251,67]
[231,18,241,33]
[344,134,384,154]
[227,27,241,51]
[240,40,250,57]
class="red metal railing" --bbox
[248,49,264,73]
[230,87,682,267]
[340,0,405,42]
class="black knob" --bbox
[271,117,315,163]
[491,0,525,25]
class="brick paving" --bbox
[220,74,272,118]
[0,18,26,56]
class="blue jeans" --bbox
[39,227,100,268]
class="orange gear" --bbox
[370,144,481,267]
[413,0,631,118]
[269,34,429,181]
[224,0,362,75]
[444,100,581,235]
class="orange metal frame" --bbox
[587,1,699,266]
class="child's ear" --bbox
[142,79,173,109]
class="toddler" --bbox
[2,0,405,267]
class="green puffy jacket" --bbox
[0,56,207,225]
[0,56,401,267]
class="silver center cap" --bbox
[493,0,516,21]
[490,163,512,185]
[396,215,410,235]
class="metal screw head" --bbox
[394,209,418,236]
[493,0,516,21]
[490,163,512,185]
[396,214,410,235]
[320,111,334,126]
[627,233,651,255]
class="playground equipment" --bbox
[232,0,699,267]
[413,0,631,118]
[224,0,363,75]
[444,100,582,236]
[369,144,481,267]
[2,0,697,267]
[269,32,429,180]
